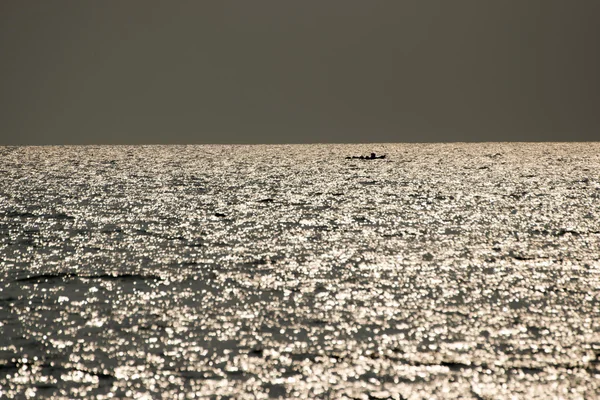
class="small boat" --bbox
[345,152,386,160]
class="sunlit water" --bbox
[1,143,599,399]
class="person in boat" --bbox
[345,152,386,160]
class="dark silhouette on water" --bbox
[346,152,386,160]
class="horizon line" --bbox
[2,140,600,147]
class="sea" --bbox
[0,143,599,399]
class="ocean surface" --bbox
[0,143,599,399]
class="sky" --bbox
[1,1,599,145]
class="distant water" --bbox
[1,143,599,399]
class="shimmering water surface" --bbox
[1,143,599,399]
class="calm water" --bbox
[1,143,599,399]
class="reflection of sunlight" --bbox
[1,144,599,398]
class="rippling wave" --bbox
[1,144,599,399]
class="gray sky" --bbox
[1,1,599,145]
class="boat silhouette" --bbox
[345,152,386,160]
